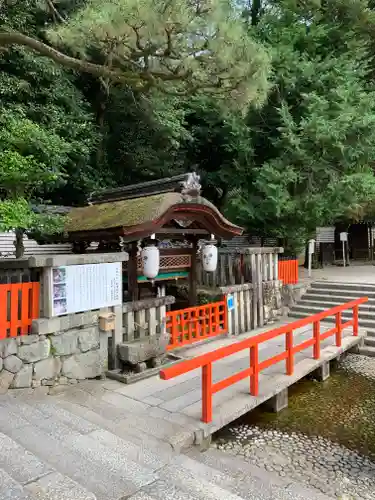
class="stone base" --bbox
[106,353,181,385]
[264,388,288,413]
[349,335,365,353]
[117,335,169,365]
[313,361,330,381]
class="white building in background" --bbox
[0,231,73,259]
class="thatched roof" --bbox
[66,193,177,232]
[63,172,242,241]
[66,192,242,238]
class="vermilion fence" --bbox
[160,297,367,423]
[0,283,40,338]
[166,300,228,350]
[278,258,298,285]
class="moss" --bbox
[65,192,242,234]
[65,192,182,232]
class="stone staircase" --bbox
[0,384,331,500]
[289,281,375,356]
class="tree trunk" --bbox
[14,229,25,258]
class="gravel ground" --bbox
[213,354,375,500]
[341,353,375,380]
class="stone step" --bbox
[157,464,246,500]
[18,395,171,470]
[0,403,156,500]
[50,397,173,456]
[0,431,52,486]
[54,387,192,449]
[311,282,375,293]
[132,479,209,500]
[305,288,375,299]
[184,448,332,500]
[297,298,373,309]
[364,336,375,347]
[358,345,375,357]
[290,303,375,321]
[302,293,374,305]
[25,471,96,500]
[289,310,375,330]
[0,468,33,500]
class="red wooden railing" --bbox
[166,300,228,350]
[160,297,367,423]
[278,259,298,284]
[0,283,40,339]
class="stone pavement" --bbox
[0,317,362,499]
[0,384,332,500]
[300,262,375,284]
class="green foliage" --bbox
[48,0,271,105]
[224,0,375,252]
[3,0,375,258]
[0,0,98,240]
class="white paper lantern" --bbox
[141,245,160,279]
[202,244,218,272]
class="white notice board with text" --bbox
[50,262,122,316]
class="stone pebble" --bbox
[213,353,375,500]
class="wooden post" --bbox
[268,252,273,281]
[256,253,264,326]
[128,242,139,301]
[189,238,198,306]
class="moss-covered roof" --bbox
[65,193,182,232]
[65,192,242,237]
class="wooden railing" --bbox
[0,282,40,338]
[278,259,298,285]
[198,247,282,287]
[123,296,175,342]
[160,297,367,423]
[166,300,227,350]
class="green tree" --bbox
[227,0,375,252]
[0,0,270,106]
[0,110,67,256]
[0,0,98,255]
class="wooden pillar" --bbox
[128,242,139,301]
[189,238,199,306]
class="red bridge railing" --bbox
[278,258,298,285]
[166,300,228,350]
[0,283,40,338]
[160,297,367,423]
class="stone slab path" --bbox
[0,318,362,499]
[0,385,332,500]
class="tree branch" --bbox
[45,0,66,23]
[0,31,187,84]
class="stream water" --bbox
[213,354,375,499]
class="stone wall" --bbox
[0,311,107,393]
[0,252,129,394]
[263,280,283,323]
[281,282,309,311]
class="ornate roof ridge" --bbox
[89,172,201,205]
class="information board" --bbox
[50,262,122,316]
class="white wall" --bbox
[0,232,72,258]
